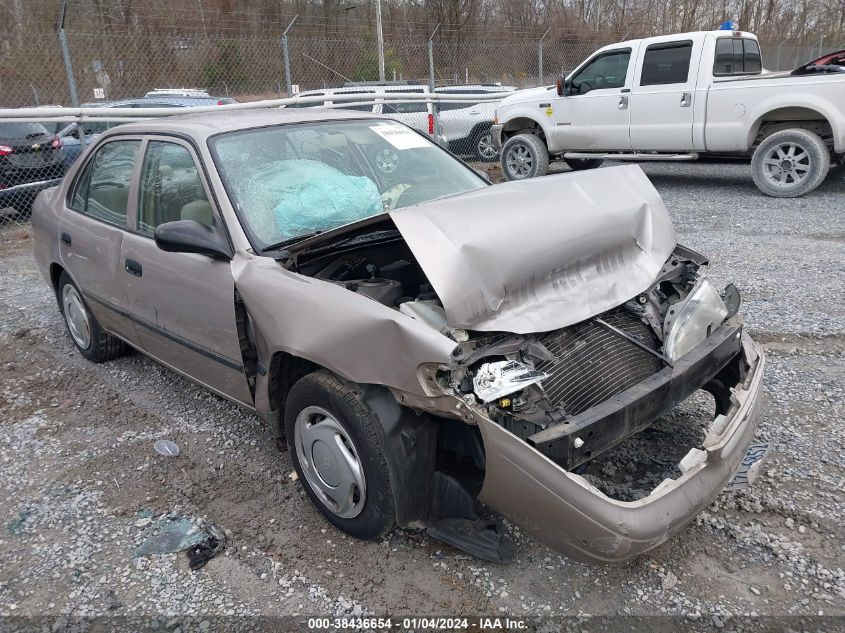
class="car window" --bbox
[210,120,485,249]
[382,89,428,113]
[571,49,631,94]
[333,91,376,112]
[70,140,140,226]
[288,93,325,108]
[640,41,693,86]
[714,38,762,75]
[137,141,216,235]
[0,122,51,140]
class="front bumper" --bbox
[476,332,766,563]
[490,124,504,150]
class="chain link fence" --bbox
[1,6,843,230]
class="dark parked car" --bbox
[0,122,65,214]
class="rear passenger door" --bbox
[629,39,702,151]
[120,137,252,405]
[59,138,142,342]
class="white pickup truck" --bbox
[491,30,845,196]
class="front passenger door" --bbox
[551,48,635,152]
[120,138,252,405]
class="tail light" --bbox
[428,113,434,135]
[217,100,224,105]
[51,137,62,149]
[0,145,12,156]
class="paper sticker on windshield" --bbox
[370,124,431,150]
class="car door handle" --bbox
[61,232,71,246]
[680,92,692,107]
[125,259,143,277]
[618,96,629,109]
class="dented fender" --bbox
[230,251,456,420]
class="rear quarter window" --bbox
[714,38,762,75]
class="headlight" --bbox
[663,278,729,362]
[472,360,548,403]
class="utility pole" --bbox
[376,0,385,81]
[58,0,79,107]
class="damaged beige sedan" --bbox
[32,109,768,563]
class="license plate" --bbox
[726,441,770,490]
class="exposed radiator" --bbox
[535,310,662,416]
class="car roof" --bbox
[99,107,391,140]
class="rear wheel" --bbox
[284,371,396,539]
[57,271,125,362]
[472,128,499,162]
[751,128,830,197]
[500,134,549,180]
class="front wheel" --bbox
[751,128,830,198]
[284,371,396,540]
[500,134,549,180]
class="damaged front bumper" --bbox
[475,332,766,563]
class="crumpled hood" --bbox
[389,165,676,334]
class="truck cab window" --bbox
[714,38,762,75]
[570,49,631,94]
[640,42,693,85]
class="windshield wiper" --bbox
[260,230,324,254]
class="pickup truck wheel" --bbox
[472,128,499,162]
[565,158,604,171]
[57,271,125,363]
[501,134,549,180]
[752,128,830,197]
[285,371,396,540]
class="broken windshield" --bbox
[210,120,485,249]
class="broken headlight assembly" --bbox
[472,360,548,403]
[663,278,730,362]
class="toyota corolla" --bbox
[31,109,768,563]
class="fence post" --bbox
[282,15,298,96]
[538,27,551,86]
[58,0,79,107]
[428,24,442,139]
[817,36,824,57]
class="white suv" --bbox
[435,85,515,161]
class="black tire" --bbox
[57,271,125,363]
[284,371,396,540]
[500,133,549,180]
[471,128,499,162]
[751,128,830,198]
[565,158,604,171]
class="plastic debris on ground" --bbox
[133,514,226,569]
[154,439,180,456]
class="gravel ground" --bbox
[0,160,843,630]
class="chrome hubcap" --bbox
[375,147,399,173]
[294,406,366,519]
[505,144,533,177]
[62,284,91,349]
[477,133,497,159]
[762,142,811,187]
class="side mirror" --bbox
[154,220,232,260]
[556,76,565,96]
